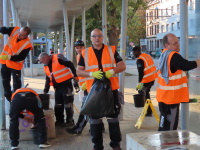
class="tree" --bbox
[73,0,148,47]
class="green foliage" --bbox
[72,0,148,46]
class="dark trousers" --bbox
[89,90,121,150]
[142,80,155,115]
[74,93,88,132]
[54,81,74,122]
[158,102,180,131]
[9,92,47,147]
[1,64,21,101]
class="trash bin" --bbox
[38,94,50,110]
[133,94,145,108]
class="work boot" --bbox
[66,119,75,128]
[66,126,82,134]
[90,123,104,150]
[55,120,65,127]
[108,122,122,149]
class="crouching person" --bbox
[9,88,51,150]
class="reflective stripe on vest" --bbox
[156,51,189,104]
[44,54,74,85]
[83,45,119,92]
[138,53,157,83]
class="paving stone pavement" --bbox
[0,61,164,150]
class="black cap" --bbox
[74,40,85,47]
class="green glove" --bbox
[0,55,9,60]
[91,69,103,79]
[105,69,115,79]
[81,82,86,91]
[136,83,144,90]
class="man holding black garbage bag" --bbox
[77,28,126,150]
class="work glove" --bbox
[73,79,80,93]
[136,83,144,90]
[0,55,9,60]
[90,69,103,79]
[105,69,115,79]
[0,33,3,39]
[81,82,86,91]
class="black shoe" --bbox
[39,142,51,148]
[55,121,65,126]
[66,119,75,128]
[11,146,19,150]
[66,127,82,134]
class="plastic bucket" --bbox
[39,94,50,110]
[133,94,145,108]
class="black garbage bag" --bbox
[80,76,115,118]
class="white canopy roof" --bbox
[9,0,99,32]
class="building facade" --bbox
[146,0,196,56]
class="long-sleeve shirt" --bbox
[136,52,197,83]
[43,54,77,93]
[0,26,30,61]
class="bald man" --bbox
[157,33,200,131]
[77,28,126,150]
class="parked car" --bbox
[128,51,135,59]
[25,55,41,67]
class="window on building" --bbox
[156,8,159,19]
[177,4,180,14]
[166,24,169,32]
[171,6,174,15]
[190,0,194,10]
[155,25,157,35]
[171,23,174,31]
[166,8,168,16]
[177,22,180,30]
[147,27,149,36]
[157,24,159,34]
[146,13,148,21]
[161,25,164,33]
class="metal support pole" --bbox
[82,6,86,46]
[62,1,71,60]
[59,26,63,54]
[180,0,189,130]
[27,21,33,78]
[1,0,9,129]
[10,0,17,26]
[54,30,58,54]
[102,0,107,45]
[119,0,128,120]
[45,29,48,53]
[70,16,75,62]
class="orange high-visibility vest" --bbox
[76,54,86,86]
[44,54,74,86]
[156,50,189,104]
[11,88,41,116]
[82,45,119,92]
[0,26,32,70]
[138,53,157,83]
